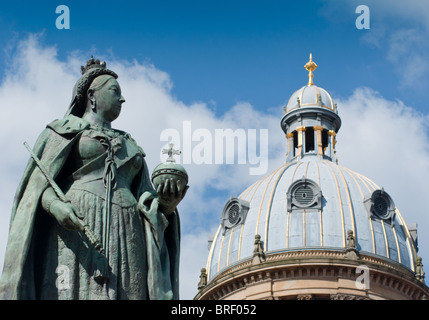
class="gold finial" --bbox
[304,53,318,86]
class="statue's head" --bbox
[65,57,124,120]
[86,74,125,123]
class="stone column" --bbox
[286,132,294,162]
[327,130,336,162]
[296,126,306,160]
[313,125,324,158]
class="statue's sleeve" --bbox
[135,158,181,300]
[0,122,84,299]
[10,128,51,224]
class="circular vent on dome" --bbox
[373,196,388,218]
[366,189,396,224]
[228,204,240,225]
[287,178,322,211]
[221,197,250,233]
[295,186,314,206]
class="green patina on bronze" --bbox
[0,57,188,300]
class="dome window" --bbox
[221,197,250,234]
[364,189,396,225]
[287,178,322,211]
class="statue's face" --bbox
[93,78,125,122]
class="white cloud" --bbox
[360,24,429,90]
[337,87,429,267]
[371,0,429,30]
[384,28,429,89]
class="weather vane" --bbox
[304,53,318,86]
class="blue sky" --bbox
[0,0,428,299]
[1,0,427,111]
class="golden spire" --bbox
[304,53,318,86]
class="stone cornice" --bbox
[195,249,429,300]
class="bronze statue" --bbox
[0,57,188,300]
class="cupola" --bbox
[281,54,341,163]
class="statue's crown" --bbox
[81,56,107,75]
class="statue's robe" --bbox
[0,115,180,300]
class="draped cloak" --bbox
[0,115,180,300]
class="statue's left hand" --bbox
[156,178,189,215]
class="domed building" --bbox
[194,55,428,300]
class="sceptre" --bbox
[23,142,105,256]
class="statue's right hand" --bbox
[49,200,84,231]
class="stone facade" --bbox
[195,249,429,300]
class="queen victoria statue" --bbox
[0,57,188,300]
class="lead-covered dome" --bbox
[286,85,335,112]
[205,157,417,281]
